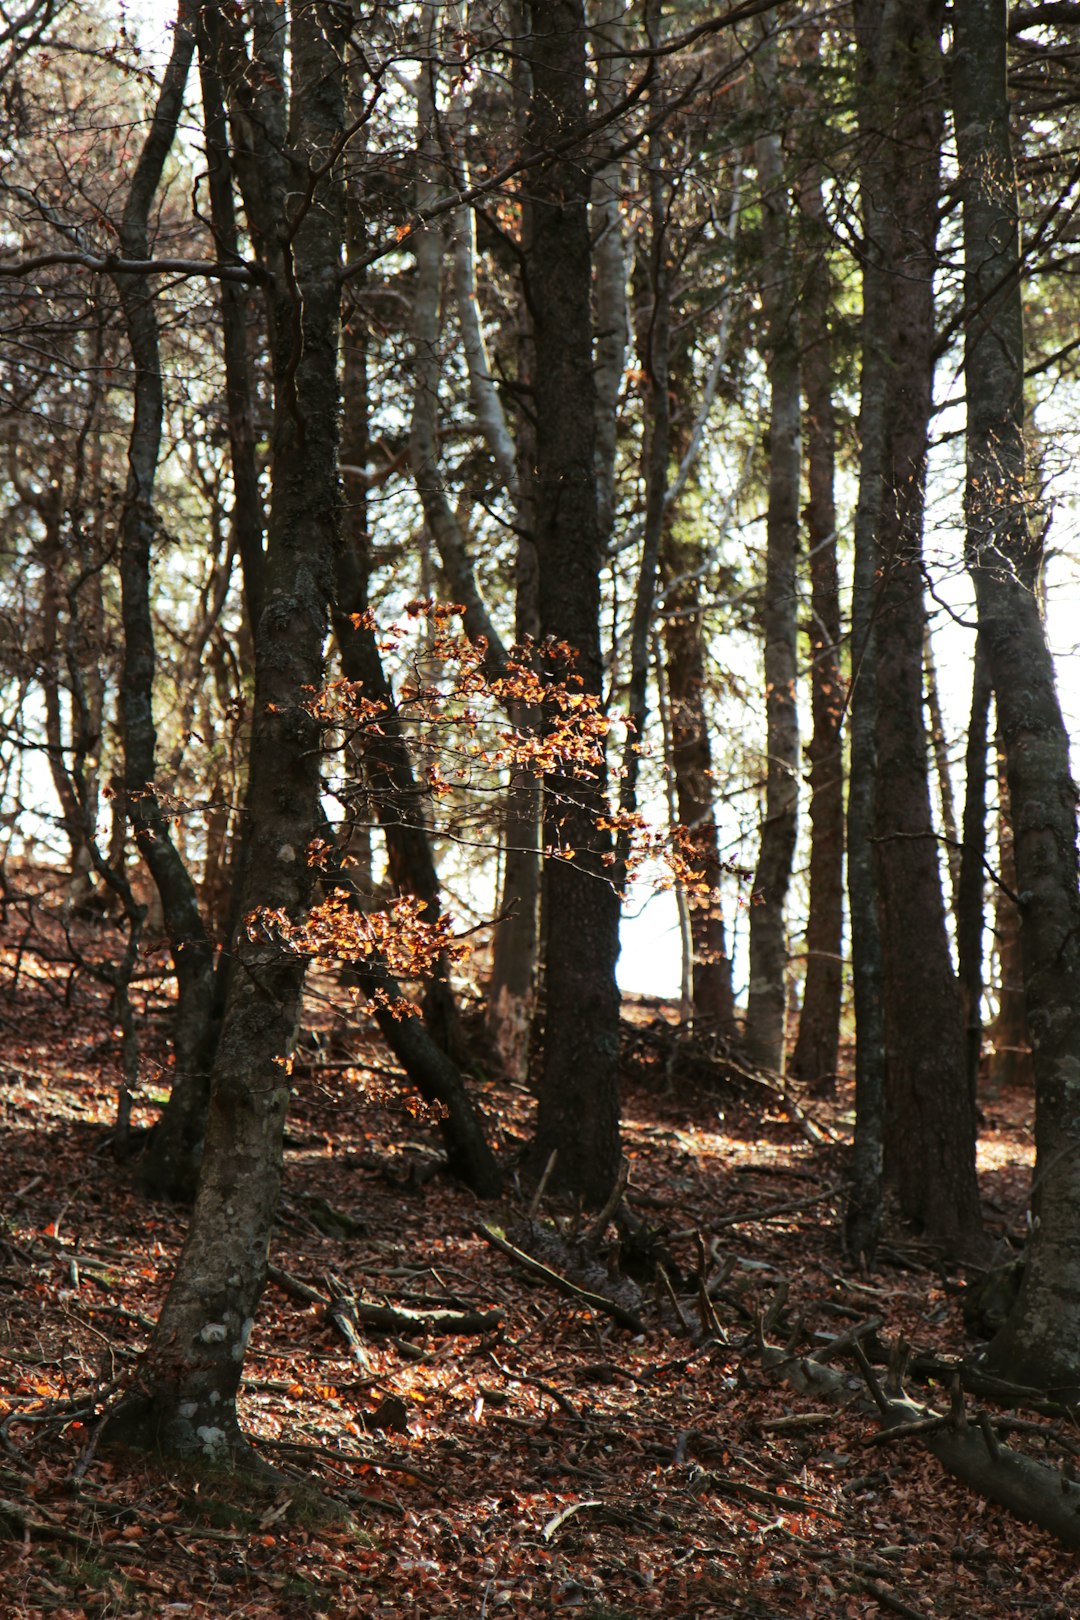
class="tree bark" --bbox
[870,0,983,1254]
[744,20,801,1076]
[524,0,622,1206]
[955,0,1080,1389]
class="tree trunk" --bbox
[525,0,622,1207]
[196,0,266,632]
[408,39,508,670]
[617,30,671,878]
[442,6,542,1082]
[487,517,541,1082]
[844,0,893,1269]
[107,0,348,1455]
[954,0,1080,1389]
[789,92,844,1097]
[989,746,1033,1089]
[39,487,96,908]
[870,0,983,1255]
[923,622,961,906]
[660,558,738,1039]
[111,0,218,1202]
[333,101,466,1068]
[956,635,993,1105]
[745,20,801,1076]
[589,0,629,550]
[657,336,738,1038]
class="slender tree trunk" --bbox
[956,635,993,1104]
[657,340,738,1040]
[409,39,508,669]
[955,0,1080,1388]
[661,562,738,1039]
[333,92,465,1068]
[923,622,961,906]
[870,0,982,1255]
[525,0,622,1206]
[107,0,349,1455]
[618,35,670,874]
[444,3,541,1081]
[487,516,541,1082]
[790,103,844,1096]
[844,0,894,1268]
[39,489,95,906]
[989,746,1033,1088]
[589,0,629,549]
[745,21,801,1075]
[111,0,218,1201]
[196,0,267,632]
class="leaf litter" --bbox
[0,887,1075,1619]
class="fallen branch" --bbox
[542,1499,603,1541]
[756,1320,1080,1553]
[855,1575,931,1620]
[709,1475,843,1521]
[267,1263,500,1343]
[476,1224,645,1334]
[713,1184,838,1231]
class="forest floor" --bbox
[0,878,1076,1620]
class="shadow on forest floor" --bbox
[0,896,1070,1620]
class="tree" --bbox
[744,15,801,1076]
[868,0,982,1255]
[525,0,622,1206]
[955,0,1080,1388]
[789,22,844,1097]
[844,0,891,1267]
[107,0,351,1455]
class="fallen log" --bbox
[756,1321,1080,1553]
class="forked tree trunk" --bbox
[525,0,622,1206]
[745,21,801,1075]
[955,0,1080,1389]
[870,0,982,1255]
[107,0,349,1455]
